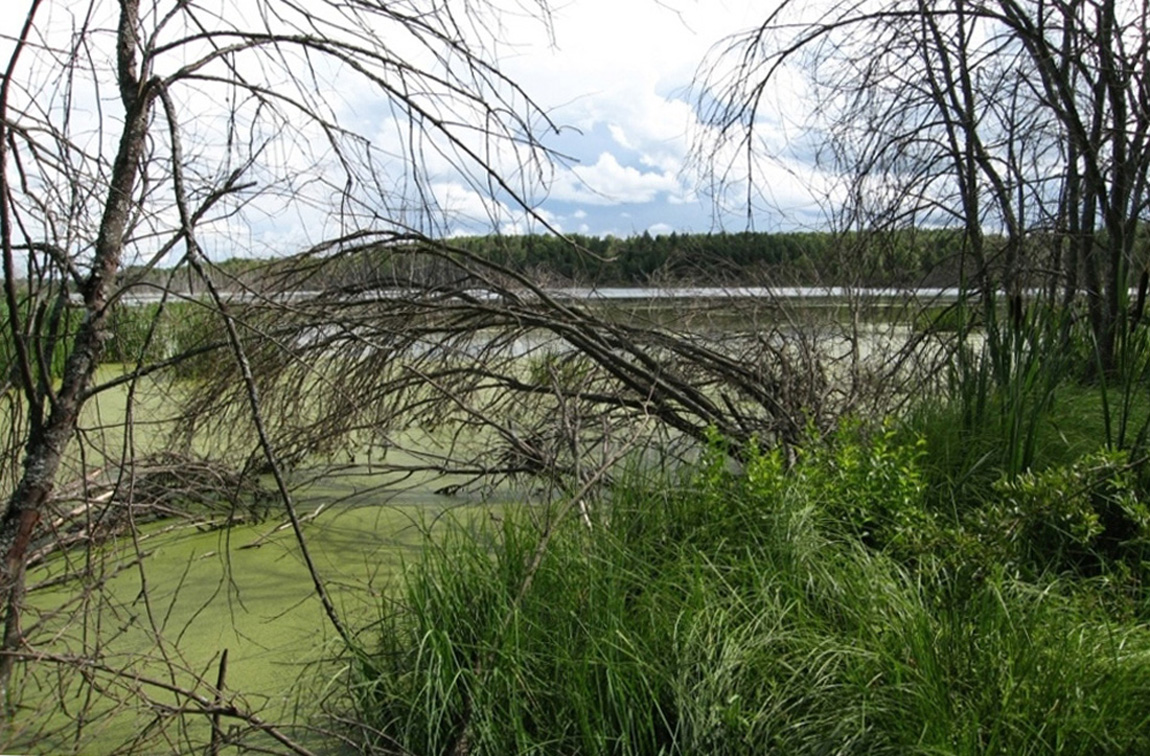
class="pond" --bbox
[10,364,518,753]
[18,477,497,753]
[9,291,942,754]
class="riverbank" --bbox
[345,409,1150,754]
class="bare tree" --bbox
[0,2,933,750]
[170,234,918,502]
[693,0,1150,375]
[0,0,557,749]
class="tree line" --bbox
[448,229,971,287]
[117,228,984,292]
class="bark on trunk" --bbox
[0,0,154,709]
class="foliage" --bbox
[202,229,971,290]
[103,300,230,381]
[104,302,170,366]
[695,424,932,558]
[791,422,930,554]
[979,450,1150,581]
[344,437,1150,754]
[112,228,982,292]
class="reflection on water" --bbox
[119,285,965,305]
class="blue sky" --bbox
[440,0,828,238]
[1,1,829,265]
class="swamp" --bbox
[6,0,1150,753]
[6,269,1150,754]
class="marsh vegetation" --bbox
[12,276,1150,755]
[5,0,1150,753]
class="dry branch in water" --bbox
[174,238,931,494]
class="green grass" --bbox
[344,438,1150,754]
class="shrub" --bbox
[980,449,1150,581]
[791,422,932,557]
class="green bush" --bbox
[979,450,1150,580]
[789,422,932,556]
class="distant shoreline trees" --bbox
[118,228,984,292]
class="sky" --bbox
[0,0,829,262]
[481,0,825,237]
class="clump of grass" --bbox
[341,437,1150,754]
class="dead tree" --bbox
[0,0,555,749]
[692,0,1150,377]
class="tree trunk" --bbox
[0,0,154,708]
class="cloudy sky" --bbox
[2,1,828,261]
[463,0,825,238]
[302,0,827,244]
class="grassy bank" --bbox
[343,422,1150,754]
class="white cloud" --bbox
[429,181,566,236]
[550,153,682,205]
[494,1,774,227]
[608,124,632,150]
[610,95,699,174]
[3,1,810,245]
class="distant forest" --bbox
[128,229,984,292]
[448,230,968,287]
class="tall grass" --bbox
[930,293,1150,482]
[343,438,1150,755]
[905,294,1150,588]
[333,290,1150,754]
[104,299,230,380]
